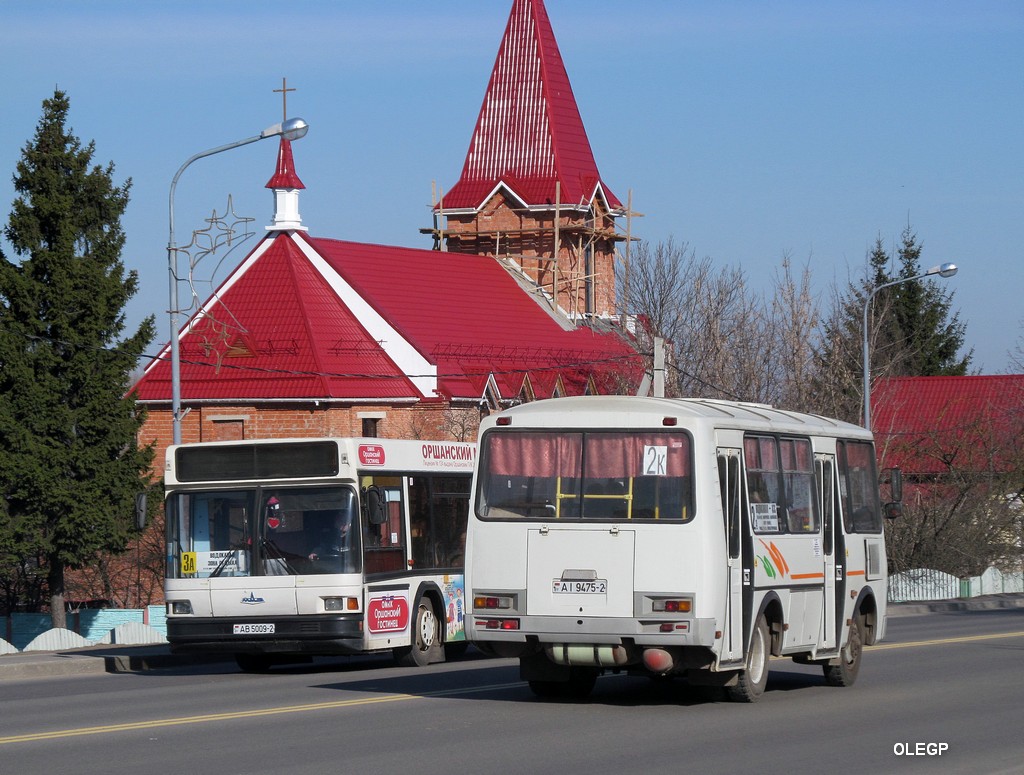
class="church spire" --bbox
[442,0,619,211]
[433,0,625,320]
[266,137,306,231]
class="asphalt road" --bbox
[1,604,1022,775]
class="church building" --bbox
[132,0,641,463]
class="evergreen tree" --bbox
[812,225,971,425]
[889,226,971,376]
[0,91,156,626]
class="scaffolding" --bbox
[422,183,642,322]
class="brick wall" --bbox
[443,191,619,318]
[138,401,481,472]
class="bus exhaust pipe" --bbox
[643,648,674,674]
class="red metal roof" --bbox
[441,0,620,212]
[135,236,418,402]
[133,232,641,404]
[872,375,1024,474]
[265,138,305,190]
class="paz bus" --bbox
[163,437,475,671]
[465,396,901,701]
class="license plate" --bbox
[232,623,275,634]
[552,579,607,594]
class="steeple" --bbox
[432,0,627,320]
[266,137,307,231]
[442,0,619,212]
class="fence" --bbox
[3,606,167,652]
[889,566,1024,603]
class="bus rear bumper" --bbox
[167,615,364,656]
[468,614,719,651]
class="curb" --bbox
[0,646,231,682]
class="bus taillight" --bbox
[482,618,520,630]
[474,595,514,610]
[652,599,692,613]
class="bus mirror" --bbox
[364,486,387,525]
[883,501,902,520]
[887,467,903,503]
[135,492,148,530]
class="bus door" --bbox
[361,476,407,575]
[815,454,837,650]
[717,449,745,662]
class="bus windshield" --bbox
[166,485,361,578]
[476,430,693,521]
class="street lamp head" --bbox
[281,117,309,141]
[260,117,310,141]
[925,262,958,279]
[169,115,310,444]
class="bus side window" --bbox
[781,438,818,533]
[838,440,883,534]
[817,458,835,555]
[718,453,741,559]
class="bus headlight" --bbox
[168,600,193,615]
[324,597,360,612]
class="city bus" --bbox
[465,396,901,701]
[163,437,475,671]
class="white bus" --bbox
[163,437,475,671]
[465,396,901,701]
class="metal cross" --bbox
[273,77,296,120]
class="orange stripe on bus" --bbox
[790,572,825,580]
[847,570,865,576]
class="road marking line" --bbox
[5,630,1023,745]
[869,630,1024,651]
[0,681,524,745]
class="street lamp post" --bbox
[167,117,309,445]
[861,262,958,432]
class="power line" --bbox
[10,330,645,383]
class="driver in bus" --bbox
[307,511,352,568]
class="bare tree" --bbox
[619,239,829,408]
[441,406,481,443]
[770,255,821,410]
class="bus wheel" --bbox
[727,616,770,702]
[235,654,273,673]
[823,615,863,687]
[394,599,439,667]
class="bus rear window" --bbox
[477,430,693,521]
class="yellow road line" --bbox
[869,630,1024,651]
[4,630,1023,745]
[0,681,523,745]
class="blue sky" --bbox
[2,1,1021,373]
